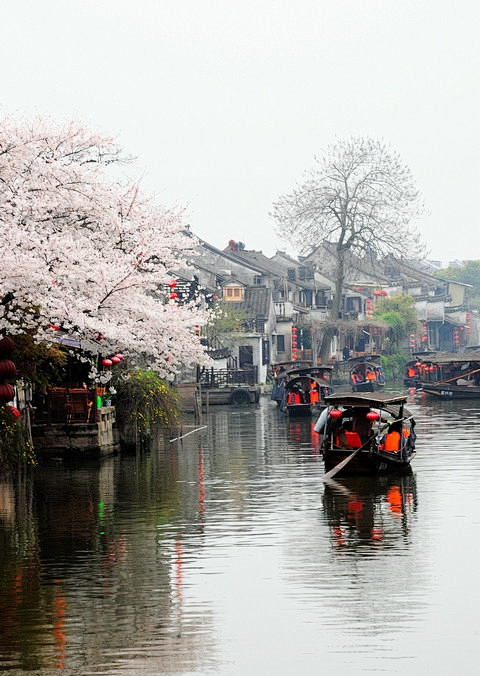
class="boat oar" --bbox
[434,366,480,385]
[322,434,376,482]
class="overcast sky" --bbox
[2,0,478,265]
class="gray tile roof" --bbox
[235,285,271,319]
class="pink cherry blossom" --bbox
[0,115,211,380]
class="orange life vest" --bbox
[345,431,362,448]
[384,431,401,452]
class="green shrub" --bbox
[0,405,35,471]
[380,350,410,381]
[114,371,179,438]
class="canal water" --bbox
[1,391,480,674]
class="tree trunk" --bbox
[319,247,345,363]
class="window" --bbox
[277,335,285,352]
[224,286,244,301]
[262,338,270,364]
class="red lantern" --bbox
[0,383,15,401]
[114,353,124,360]
[0,360,16,378]
[102,358,113,368]
[292,340,297,347]
[366,410,380,421]
[111,356,121,364]
[169,292,178,300]
[8,405,20,418]
[291,327,297,333]
[168,280,177,288]
[329,408,342,418]
[0,336,15,356]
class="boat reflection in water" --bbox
[322,473,418,551]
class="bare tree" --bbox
[271,137,424,361]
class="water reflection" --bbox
[322,474,418,552]
[3,395,480,673]
[0,454,218,675]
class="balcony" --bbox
[274,300,294,319]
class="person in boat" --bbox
[288,388,302,405]
[366,368,376,382]
[407,366,417,379]
[380,421,410,452]
[336,423,362,449]
[335,425,351,449]
[351,371,363,386]
[309,382,319,404]
[352,411,372,444]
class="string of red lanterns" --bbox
[168,280,178,302]
[0,336,16,406]
[291,326,298,360]
[102,353,124,368]
[365,298,373,319]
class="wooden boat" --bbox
[271,360,311,408]
[316,392,416,477]
[347,355,385,392]
[417,350,480,399]
[274,364,333,416]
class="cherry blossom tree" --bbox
[0,115,211,380]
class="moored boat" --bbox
[417,350,480,399]
[315,392,416,478]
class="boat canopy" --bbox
[325,392,408,409]
[286,365,333,378]
[416,350,480,365]
[347,354,382,365]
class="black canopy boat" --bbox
[271,360,311,408]
[315,392,416,478]
[274,364,333,416]
[404,350,438,388]
[417,350,480,399]
[347,354,385,392]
